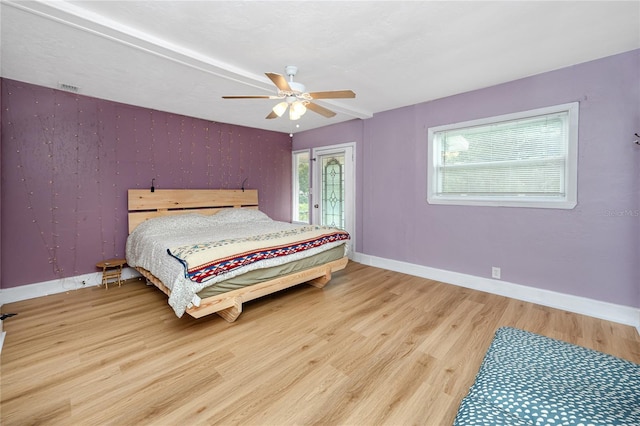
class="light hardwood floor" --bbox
[2,261,639,425]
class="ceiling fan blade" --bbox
[308,90,356,99]
[222,95,279,99]
[306,102,337,118]
[265,110,278,119]
[265,73,292,92]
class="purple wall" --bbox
[1,79,292,289]
[295,50,640,309]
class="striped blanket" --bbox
[168,225,350,284]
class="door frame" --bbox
[311,142,356,253]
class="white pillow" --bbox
[134,213,213,234]
[212,208,272,223]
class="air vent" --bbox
[58,83,80,93]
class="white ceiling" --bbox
[2,1,639,135]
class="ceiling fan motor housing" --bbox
[288,81,306,95]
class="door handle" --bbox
[314,204,319,208]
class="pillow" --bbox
[134,213,213,234]
[212,208,272,223]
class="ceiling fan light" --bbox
[272,101,288,117]
[289,108,302,120]
[291,101,307,117]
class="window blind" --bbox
[436,112,568,197]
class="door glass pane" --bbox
[321,154,345,229]
[293,151,310,223]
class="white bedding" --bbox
[125,209,348,317]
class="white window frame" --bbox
[292,149,311,224]
[427,102,579,209]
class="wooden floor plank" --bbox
[1,261,639,425]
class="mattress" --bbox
[454,327,640,425]
[196,244,345,298]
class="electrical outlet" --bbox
[81,280,87,287]
[491,267,501,279]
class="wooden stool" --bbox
[96,258,126,289]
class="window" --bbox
[292,150,310,223]
[427,102,578,209]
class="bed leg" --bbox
[216,297,243,322]
[308,269,331,288]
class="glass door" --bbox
[319,153,345,228]
[312,143,355,251]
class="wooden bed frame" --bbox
[127,189,348,322]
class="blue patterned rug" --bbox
[454,327,640,425]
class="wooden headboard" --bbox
[127,189,259,233]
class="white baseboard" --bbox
[0,267,141,305]
[352,252,640,331]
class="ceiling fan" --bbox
[222,65,355,120]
